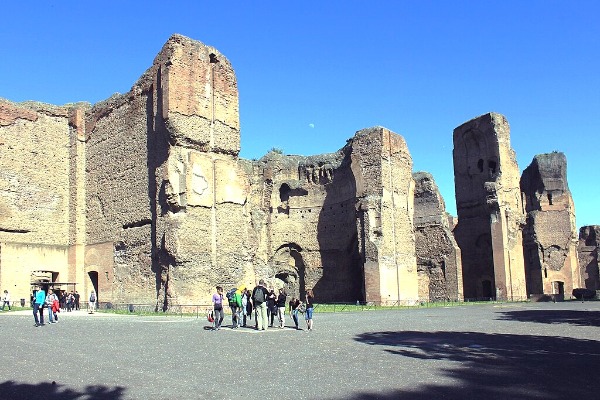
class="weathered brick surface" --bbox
[521,152,581,296]
[453,113,526,300]
[0,100,72,245]
[413,172,462,301]
[577,225,600,291]
[3,34,586,307]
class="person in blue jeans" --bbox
[305,289,315,331]
[33,286,46,327]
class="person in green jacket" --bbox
[228,288,243,329]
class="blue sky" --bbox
[1,1,598,227]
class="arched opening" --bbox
[88,271,99,302]
[271,243,306,299]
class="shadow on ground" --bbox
[497,309,600,327]
[0,380,125,400]
[347,330,600,400]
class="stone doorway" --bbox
[271,243,306,300]
[88,271,98,301]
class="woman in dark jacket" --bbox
[276,288,287,328]
[266,289,276,327]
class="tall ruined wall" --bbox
[453,113,526,300]
[247,150,360,302]
[521,152,580,297]
[578,226,600,291]
[84,34,249,306]
[247,127,417,305]
[413,171,463,301]
[0,100,87,301]
[0,100,74,245]
[351,127,417,304]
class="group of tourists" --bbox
[30,286,97,327]
[211,279,315,331]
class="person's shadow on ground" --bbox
[0,380,125,400]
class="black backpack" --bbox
[226,288,237,307]
[253,287,265,304]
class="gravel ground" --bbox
[0,301,599,400]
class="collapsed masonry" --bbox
[413,172,462,301]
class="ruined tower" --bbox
[413,172,463,302]
[521,152,580,298]
[577,226,600,292]
[453,113,526,301]
[351,127,417,304]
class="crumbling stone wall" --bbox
[247,150,360,302]
[0,100,73,245]
[83,34,250,307]
[247,127,417,305]
[577,226,600,291]
[521,152,580,297]
[0,100,87,301]
[413,172,463,301]
[453,113,526,301]
[351,127,417,304]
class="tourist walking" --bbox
[228,287,243,329]
[289,297,303,330]
[1,290,10,310]
[212,286,224,330]
[305,289,315,331]
[241,289,248,327]
[276,288,287,328]
[244,288,253,327]
[252,280,269,331]
[33,286,46,327]
[74,291,80,310]
[88,290,97,313]
[46,289,59,323]
[267,288,276,327]
[65,292,73,312]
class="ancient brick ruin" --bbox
[521,152,580,299]
[413,172,462,301]
[0,34,595,307]
[578,226,600,291]
[452,113,527,301]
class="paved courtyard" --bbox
[1,301,599,399]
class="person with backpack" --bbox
[89,290,97,313]
[212,286,224,330]
[252,279,269,331]
[227,287,243,329]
